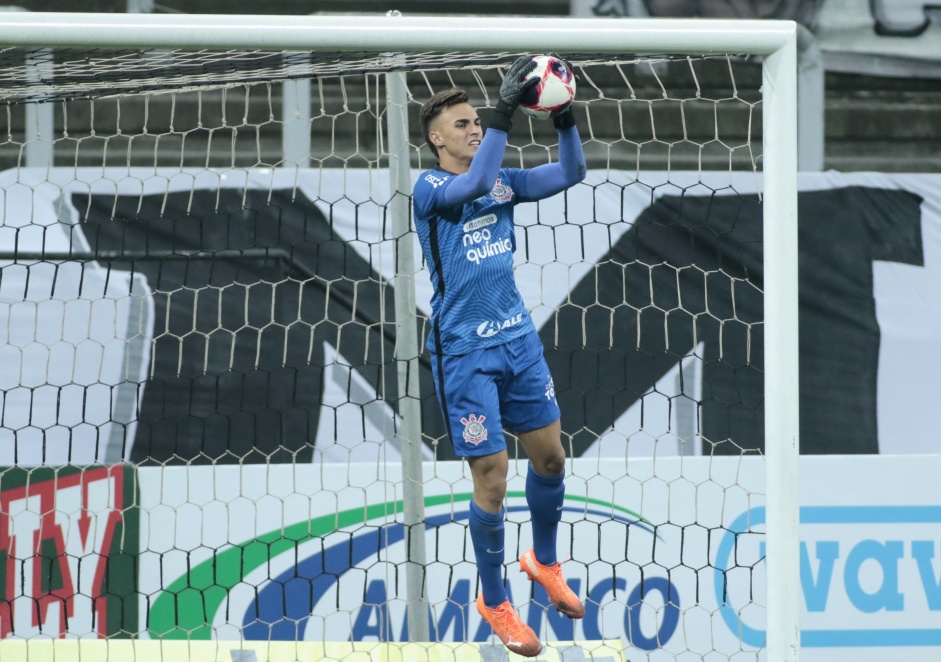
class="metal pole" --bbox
[384,14,429,642]
[675,359,699,456]
[797,24,825,171]
[282,55,311,168]
[25,50,53,169]
[762,26,801,662]
[126,0,154,12]
[0,14,796,55]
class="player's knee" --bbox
[488,472,509,497]
[477,476,507,511]
[537,450,566,477]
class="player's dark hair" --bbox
[420,88,469,157]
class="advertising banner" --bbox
[1,456,938,659]
[1,168,939,465]
[130,455,940,661]
[0,465,138,638]
[0,639,627,662]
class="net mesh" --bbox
[0,47,770,661]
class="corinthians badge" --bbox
[460,413,488,445]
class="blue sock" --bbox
[469,500,507,608]
[526,464,565,566]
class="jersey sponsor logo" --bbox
[463,214,497,233]
[476,313,524,338]
[460,414,488,445]
[463,227,512,265]
[545,377,556,401]
[490,178,513,202]
[424,173,450,188]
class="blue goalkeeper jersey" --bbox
[414,166,533,355]
[413,125,586,356]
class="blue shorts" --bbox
[430,330,561,458]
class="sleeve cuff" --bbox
[490,101,514,133]
[553,107,576,130]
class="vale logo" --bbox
[715,505,941,648]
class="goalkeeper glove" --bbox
[491,56,539,132]
[548,53,577,130]
[553,107,577,129]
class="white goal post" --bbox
[0,11,799,662]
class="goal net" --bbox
[0,13,799,662]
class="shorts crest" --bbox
[460,413,488,445]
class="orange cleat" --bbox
[519,548,585,619]
[476,593,543,658]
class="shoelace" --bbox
[491,604,527,635]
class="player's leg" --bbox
[517,419,566,566]
[500,331,567,566]
[431,373,508,605]
[468,450,543,658]
[466,449,509,606]
[467,447,509,513]
[431,347,541,656]
[501,331,585,619]
[516,421,585,619]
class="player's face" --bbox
[429,103,482,172]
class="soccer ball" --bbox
[519,55,576,120]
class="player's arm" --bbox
[435,129,507,208]
[428,57,540,213]
[518,108,587,200]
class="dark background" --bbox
[75,183,923,464]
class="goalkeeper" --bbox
[413,56,586,658]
